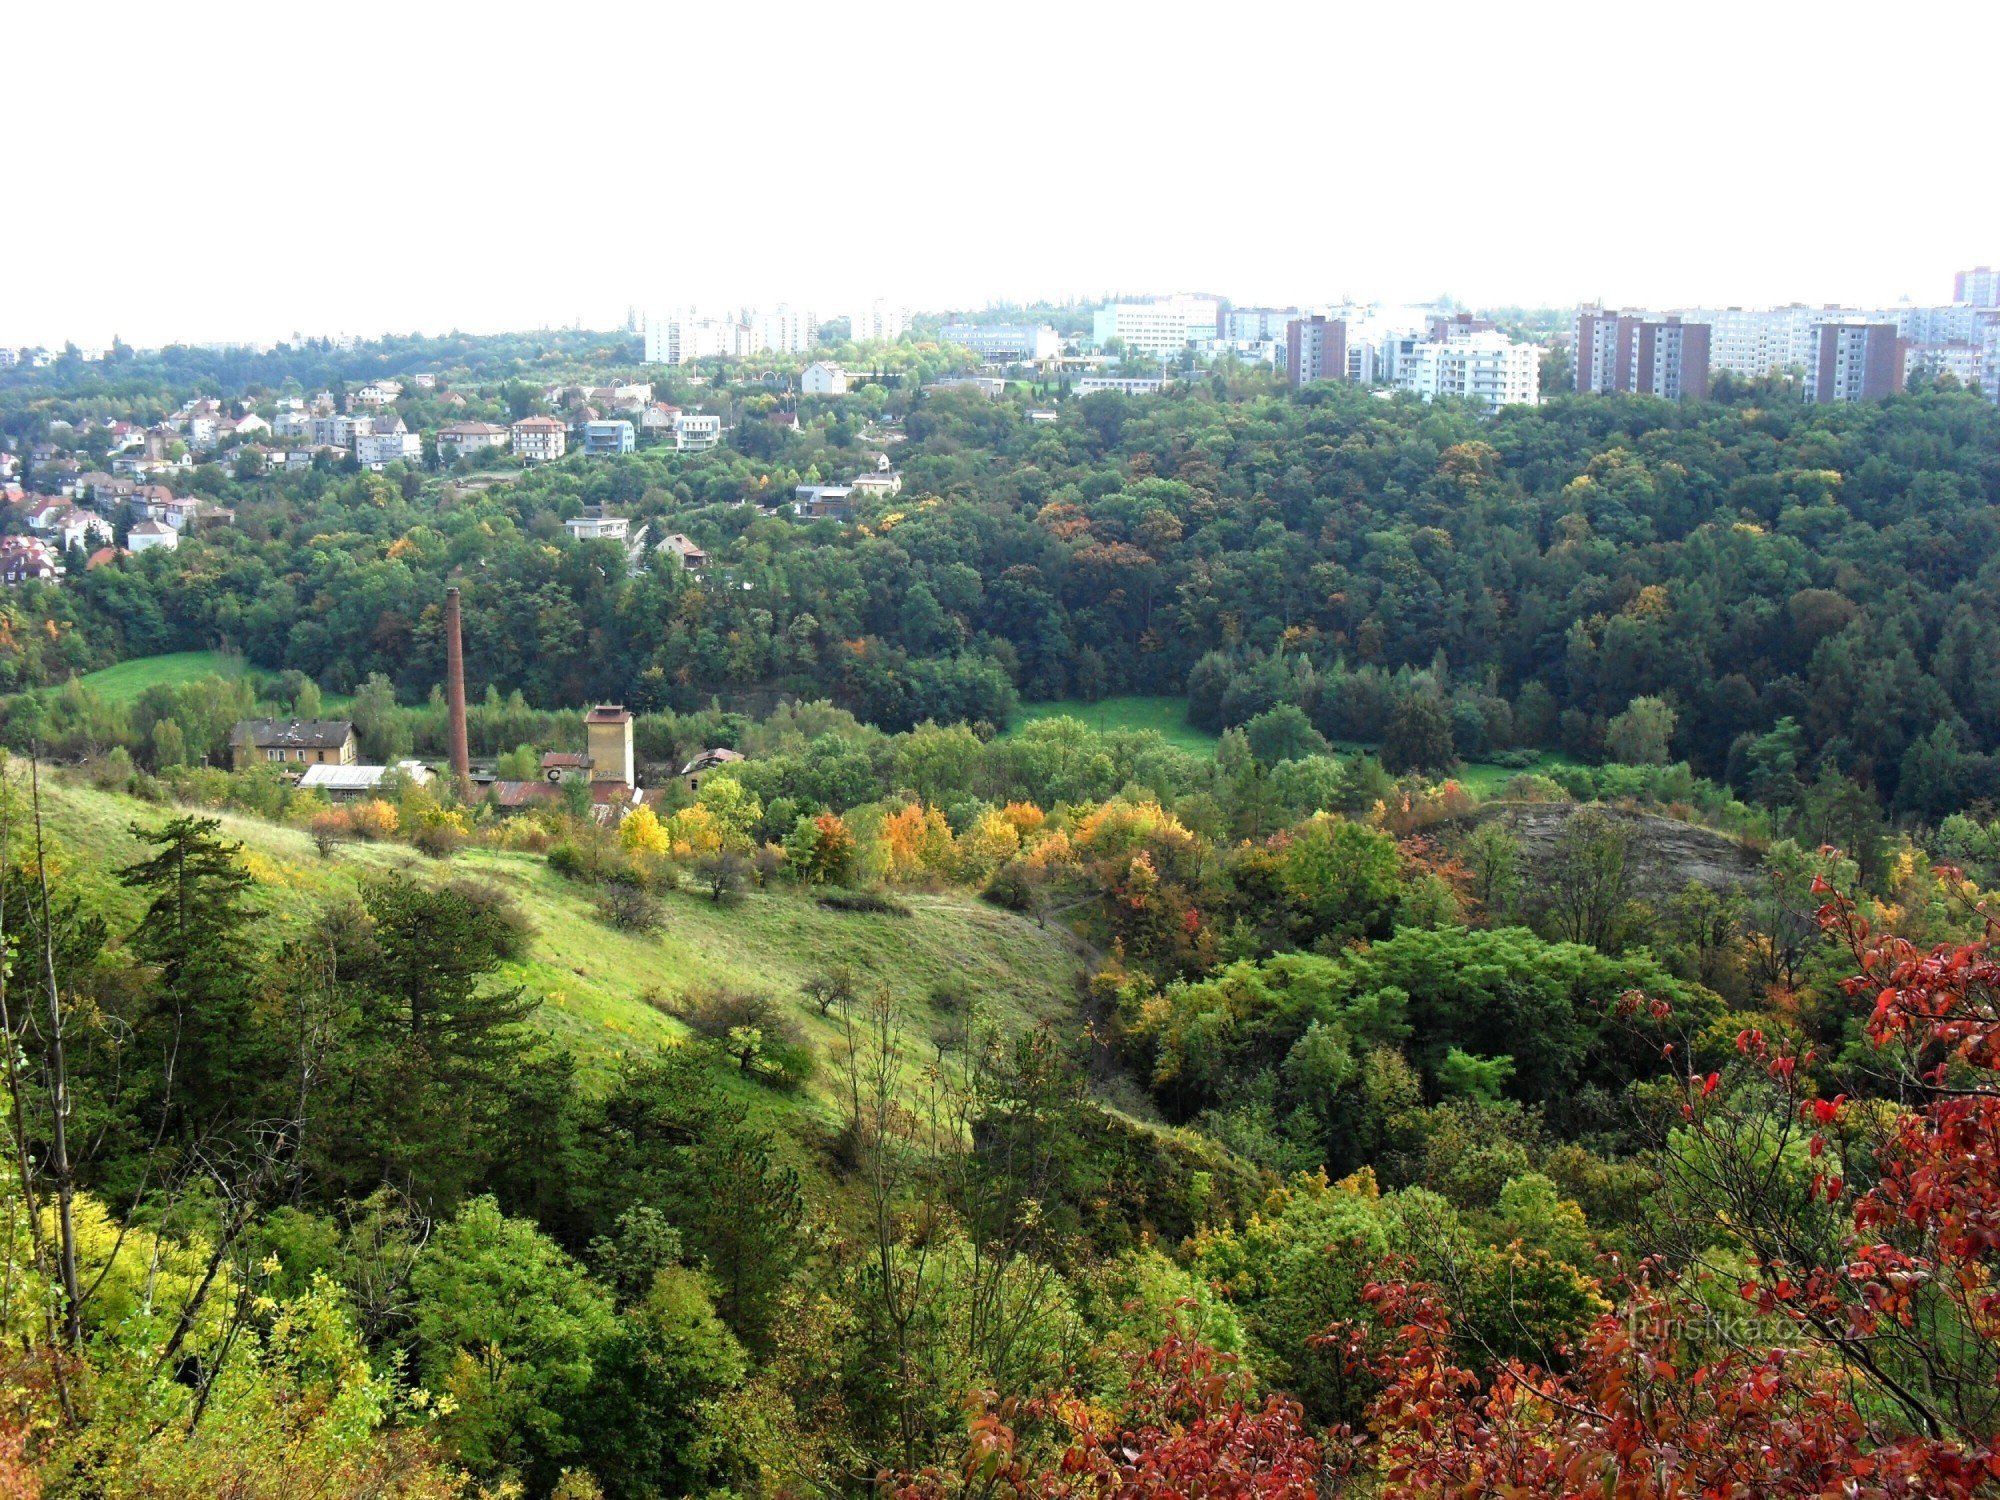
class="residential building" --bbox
[801,361,850,396]
[940,323,1061,363]
[273,410,313,438]
[1806,322,1903,404]
[640,402,682,432]
[659,533,708,570]
[1286,315,1347,388]
[354,421,423,467]
[1394,332,1540,411]
[1426,312,1498,342]
[229,718,357,770]
[1075,375,1170,395]
[126,520,178,553]
[1954,267,1999,307]
[309,414,369,448]
[644,309,749,365]
[0,537,60,584]
[1905,341,1984,390]
[585,704,635,787]
[436,421,510,460]
[1090,296,1221,359]
[582,420,636,455]
[57,511,113,552]
[793,484,855,519]
[672,412,722,451]
[349,380,403,407]
[746,305,818,354]
[564,505,630,541]
[1574,310,1711,399]
[1985,319,2000,404]
[1220,306,1302,343]
[511,415,567,462]
[848,300,907,344]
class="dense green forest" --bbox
[4,341,2000,1495]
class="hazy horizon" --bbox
[11,0,1997,349]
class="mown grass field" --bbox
[70,651,353,711]
[74,651,247,703]
[1007,697,1582,794]
[31,774,1089,1111]
[1007,695,1220,755]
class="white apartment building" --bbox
[349,381,402,407]
[848,300,907,344]
[354,430,422,467]
[746,305,818,354]
[1393,332,1540,412]
[672,412,722,451]
[1985,320,2000,403]
[127,520,178,553]
[645,310,750,365]
[1904,341,1983,389]
[1090,296,1221,359]
[511,415,567,462]
[1677,305,1826,378]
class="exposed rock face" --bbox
[1479,803,1763,901]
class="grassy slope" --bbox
[75,651,245,703]
[1008,696,1219,755]
[34,776,1088,1108]
[71,651,355,712]
[1010,697,1583,793]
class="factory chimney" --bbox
[445,586,471,796]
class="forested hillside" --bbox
[9,376,2000,819]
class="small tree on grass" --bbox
[802,963,857,1017]
[693,851,749,905]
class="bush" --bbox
[410,820,467,860]
[816,890,909,916]
[548,841,589,880]
[595,885,666,933]
[692,851,750,904]
[674,985,811,1087]
[981,861,1038,913]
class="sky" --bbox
[9,0,1998,349]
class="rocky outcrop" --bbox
[1476,802,1763,901]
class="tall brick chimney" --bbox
[445,586,471,795]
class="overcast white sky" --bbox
[9,0,1997,348]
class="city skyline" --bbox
[11,0,1999,349]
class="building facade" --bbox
[511,415,567,461]
[1954,267,1999,307]
[581,420,636,455]
[940,323,1061,363]
[1806,322,1903,403]
[848,301,908,344]
[1090,296,1221,359]
[672,412,722,451]
[1394,332,1540,411]
[1285,315,1347,389]
[1574,310,1710,399]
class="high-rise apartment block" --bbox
[1954,267,1999,307]
[1574,309,1710,399]
[1806,322,1903,404]
[848,301,908,344]
[1285,315,1347,388]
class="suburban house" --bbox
[437,421,510,460]
[564,505,630,541]
[348,381,403,407]
[801,361,849,396]
[792,483,855,519]
[354,415,422,467]
[511,415,567,462]
[640,402,681,431]
[229,718,358,770]
[127,520,178,553]
[672,412,722,451]
[57,511,113,552]
[0,537,61,584]
[850,456,902,498]
[581,420,636,455]
[678,746,743,793]
[658,533,708,570]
